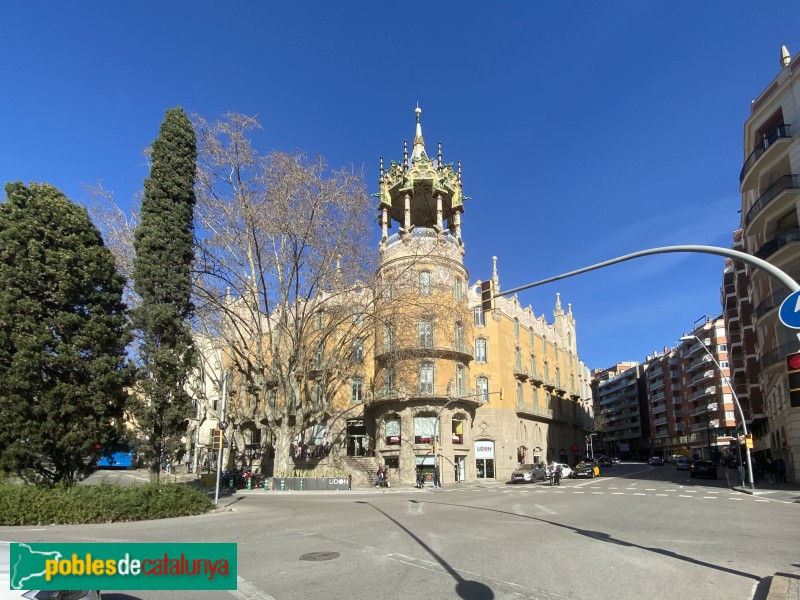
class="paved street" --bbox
[2,463,798,600]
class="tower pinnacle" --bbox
[412,106,427,162]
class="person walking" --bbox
[376,464,385,487]
[776,458,786,483]
[433,461,441,488]
[416,467,424,488]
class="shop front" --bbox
[475,440,495,479]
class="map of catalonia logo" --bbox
[10,543,237,590]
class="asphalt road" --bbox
[2,463,798,600]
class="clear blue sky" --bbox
[2,2,798,371]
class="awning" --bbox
[416,456,435,466]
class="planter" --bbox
[268,476,349,491]
[302,478,317,491]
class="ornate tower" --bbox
[369,108,480,484]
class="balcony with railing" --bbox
[755,287,790,320]
[740,124,792,184]
[688,369,715,386]
[513,364,530,381]
[761,338,800,370]
[649,379,665,392]
[754,227,800,261]
[690,386,717,401]
[370,384,481,406]
[375,340,474,362]
[744,174,800,228]
[690,403,711,417]
[651,403,667,415]
[653,416,668,427]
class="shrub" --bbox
[0,482,214,525]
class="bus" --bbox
[96,441,137,469]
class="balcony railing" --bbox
[744,175,800,226]
[740,124,792,182]
[513,365,530,380]
[754,227,800,260]
[755,287,791,319]
[516,402,554,420]
[761,338,800,370]
[688,369,715,385]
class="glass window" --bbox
[514,318,520,339]
[516,382,523,405]
[384,456,399,468]
[352,308,364,326]
[474,306,485,327]
[352,337,364,363]
[452,419,464,444]
[419,320,433,349]
[719,361,729,369]
[529,329,534,346]
[475,338,487,363]
[456,364,466,396]
[383,366,395,391]
[419,363,434,395]
[384,322,395,353]
[454,277,463,301]
[420,271,431,295]
[477,376,489,403]
[455,321,464,352]
[515,347,522,371]
[718,344,727,352]
[351,377,364,403]
[386,417,401,445]
[530,356,537,376]
[414,416,436,444]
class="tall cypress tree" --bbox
[132,107,197,476]
[0,183,131,486]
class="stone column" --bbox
[381,208,388,240]
[404,193,411,232]
[454,210,462,240]
[436,194,443,231]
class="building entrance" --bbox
[346,419,367,456]
[475,440,495,479]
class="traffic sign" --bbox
[779,290,800,329]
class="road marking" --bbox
[633,493,646,496]
[679,495,692,498]
[645,488,656,491]
[707,491,719,494]
[755,499,770,503]
[685,490,698,493]
[571,491,584,494]
[592,492,604,495]
[728,497,742,501]
[231,576,277,600]
[656,494,668,497]
[533,504,557,515]
[664,489,677,492]
[612,492,624,495]
[701,497,717,500]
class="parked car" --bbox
[690,460,718,479]
[610,456,621,464]
[597,456,612,467]
[548,462,573,479]
[649,456,665,466]
[676,457,691,470]
[573,462,600,478]
[511,463,548,483]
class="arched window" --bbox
[475,338,487,363]
[455,364,466,396]
[385,416,401,445]
[419,363,434,395]
[477,376,489,402]
[419,271,431,295]
[514,318,520,339]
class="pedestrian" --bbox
[416,467,423,488]
[203,455,210,473]
[776,458,786,483]
[433,462,441,488]
[766,458,776,483]
[376,464,385,487]
[184,452,191,473]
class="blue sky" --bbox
[2,2,798,371]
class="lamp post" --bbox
[680,335,754,490]
[434,380,459,488]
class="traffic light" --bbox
[211,428,223,450]
[787,350,800,408]
[480,280,494,312]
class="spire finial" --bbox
[438,141,442,168]
[412,105,426,162]
[403,140,408,169]
[781,45,791,67]
[555,292,562,312]
[492,256,499,293]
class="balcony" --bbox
[754,227,800,261]
[744,175,800,229]
[653,416,668,427]
[755,287,790,320]
[740,124,792,184]
[514,364,530,381]
[651,404,667,415]
[369,384,481,406]
[688,369,715,386]
[690,403,712,417]
[649,379,665,392]
[516,403,554,420]
[690,386,717,401]
[375,341,474,362]
[761,339,800,371]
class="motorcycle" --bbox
[547,466,562,486]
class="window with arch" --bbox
[474,306,485,327]
[455,321,465,352]
[530,355,537,376]
[351,337,364,363]
[419,320,433,349]
[419,362,434,395]
[454,277,464,301]
[475,338,487,363]
[451,416,465,444]
[514,318,520,339]
[419,271,431,295]
[515,347,522,371]
[455,364,466,396]
[516,382,523,406]
[477,376,489,403]
[383,322,395,353]
[351,377,364,403]
[529,328,534,346]
[383,366,395,392]
[385,416,401,445]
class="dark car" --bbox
[676,457,691,471]
[597,456,612,467]
[690,460,717,479]
[573,461,600,478]
[511,463,547,483]
[649,456,665,466]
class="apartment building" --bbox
[727,45,800,481]
[593,362,648,459]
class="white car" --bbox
[548,463,573,479]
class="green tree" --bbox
[0,182,131,486]
[132,107,198,477]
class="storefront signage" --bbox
[475,441,494,458]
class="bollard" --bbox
[229,476,234,489]
[247,476,252,490]
[264,477,269,492]
[299,478,304,491]
[280,478,285,491]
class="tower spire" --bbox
[412,105,427,162]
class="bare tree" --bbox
[192,112,385,476]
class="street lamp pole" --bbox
[434,380,458,488]
[681,335,755,490]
